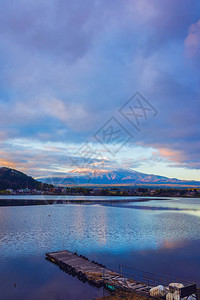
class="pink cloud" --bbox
[185,19,200,58]
[156,147,186,165]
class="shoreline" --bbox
[0,195,199,207]
[0,197,170,207]
[0,197,160,207]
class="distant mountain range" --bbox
[39,167,200,188]
[1,166,199,189]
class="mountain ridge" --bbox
[39,167,200,188]
[0,167,48,190]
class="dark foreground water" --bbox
[0,197,200,299]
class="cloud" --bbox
[0,0,200,176]
[0,158,16,169]
[185,20,200,58]
[0,0,100,61]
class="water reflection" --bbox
[0,198,200,299]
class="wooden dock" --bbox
[46,250,199,299]
[46,250,151,295]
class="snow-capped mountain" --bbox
[39,167,200,187]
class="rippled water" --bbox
[0,197,200,299]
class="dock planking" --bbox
[46,250,150,295]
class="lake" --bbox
[0,196,200,299]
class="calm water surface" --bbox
[0,197,200,299]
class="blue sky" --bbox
[0,0,200,180]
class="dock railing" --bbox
[119,264,194,289]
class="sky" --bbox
[0,0,200,181]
